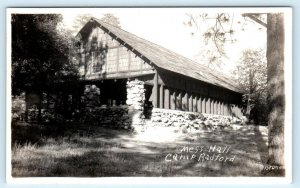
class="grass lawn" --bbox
[11,123,269,177]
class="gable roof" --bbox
[78,18,243,93]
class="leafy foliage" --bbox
[234,49,267,124]
[71,14,94,34]
[100,13,121,27]
[193,44,225,70]
[184,13,266,71]
[72,13,121,35]
[11,14,79,95]
[185,13,236,58]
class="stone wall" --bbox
[81,83,129,129]
[149,108,244,132]
[126,79,145,110]
[81,105,132,129]
[80,79,146,130]
[125,79,146,131]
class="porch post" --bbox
[159,84,164,108]
[153,69,158,108]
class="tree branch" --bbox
[242,13,267,28]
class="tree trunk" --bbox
[246,70,255,119]
[266,13,285,176]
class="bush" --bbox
[12,93,26,121]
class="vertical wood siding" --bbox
[79,27,152,78]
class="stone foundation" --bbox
[149,108,244,132]
[81,105,132,129]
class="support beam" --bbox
[214,100,217,114]
[159,84,164,108]
[240,107,243,117]
[164,87,170,109]
[234,105,238,117]
[231,104,235,117]
[237,107,241,118]
[193,94,197,112]
[176,91,182,110]
[188,93,193,112]
[216,100,219,114]
[216,100,219,115]
[182,92,188,111]
[201,97,206,113]
[218,100,221,115]
[170,89,176,110]
[221,101,224,115]
[211,99,214,114]
[230,104,233,116]
[153,70,158,108]
[206,98,211,114]
[197,96,202,113]
[214,99,217,114]
[225,102,228,116]
[237,105,241,117]
[211,99,215,114]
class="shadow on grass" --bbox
[253,127,269,164]
[11,121,134,148]
[11,122,271,177]
[172,126,269,177]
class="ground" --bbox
[11,123,269,177]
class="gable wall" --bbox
[78,27,152,80]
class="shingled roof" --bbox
[78,18,243,93]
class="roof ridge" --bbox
[94,18,200,62]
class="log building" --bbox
[76,18,243,121]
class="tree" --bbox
[234,48,267,124]
[186,12,285,175]
[266,13,285,175]
[71,14,93,34]
[100,13,121,27]
[72,13,121,35]
[184,13,241,71]
[11,14,79,122]
[244,13,285,175]
[193,44,225,71]
[12,14,78,93]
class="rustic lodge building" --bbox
[73,17,244,129]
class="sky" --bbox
[61,8,267,75]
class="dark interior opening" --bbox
[144,84,153,119]
[99,79,127,106]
